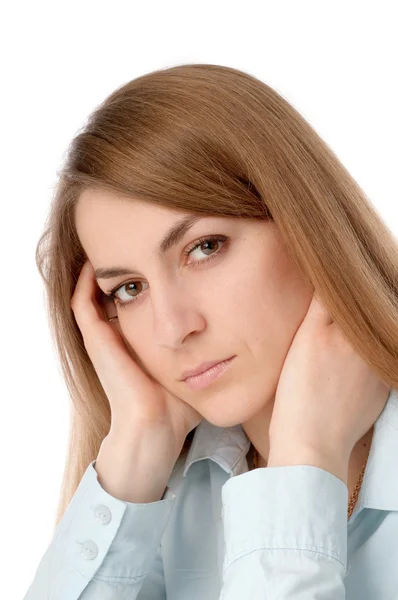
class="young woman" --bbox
[24,64,397,599]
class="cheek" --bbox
[218,256,279,334]
[229,251,311,363]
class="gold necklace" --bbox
[251,447,370,520]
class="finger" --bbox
[71,260,107,333]
[100,296,121,332]
[108,314,123,336]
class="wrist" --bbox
[96,432,180,503]
[267,442,350,485]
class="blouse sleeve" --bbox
[23,459,174,599]
[220,464,349,599]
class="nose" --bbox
[151,286,206,349]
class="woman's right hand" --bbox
[70,259,203,458]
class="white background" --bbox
[1,1,397,597]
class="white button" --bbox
[81,540,98,560]
[94,504,112,525]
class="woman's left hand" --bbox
[268,293,391,480]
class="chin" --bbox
[203,413,243,429]
[198,394,263,429]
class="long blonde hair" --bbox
[35,63,398,531]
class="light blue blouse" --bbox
[24,387,398,599]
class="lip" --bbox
[182,356,236,391]
[181,356,235,381]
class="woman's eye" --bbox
[185,236,226,264]
[108,235,228,308]
[114,281,148,304]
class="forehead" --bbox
[74,189,224,272]
[75,188,187,234]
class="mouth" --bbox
[182,356,235,391]
[180,356,235,380]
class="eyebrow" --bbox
[94,214,204,280]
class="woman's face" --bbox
[75,189,313,427]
